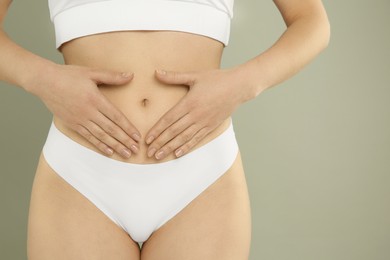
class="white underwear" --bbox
[42,120,239,244]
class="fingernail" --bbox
[156,69,167,75]
[155,150,165,160]
[132,133,141,142]
[146,135,154,145]
[147,148,157,158]
[175,149,183,158]
[106,148,114,156]
[121,149,131,158]
[121,72,133,78]
[130,144,139,153]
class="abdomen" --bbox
[53,30,232,164]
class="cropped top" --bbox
[48,0,234,49]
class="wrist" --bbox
[22,60,60,96]
[229,60,268,103]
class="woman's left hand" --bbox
[145,68,252,160]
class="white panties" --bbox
[42,119,239,244]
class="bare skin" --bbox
[52,30,233,164]
[27,31,252,259]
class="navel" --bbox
[141,98,150,107]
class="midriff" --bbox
[53,30,232,164]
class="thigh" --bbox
[27,153,141,260]
[140,151,252,260]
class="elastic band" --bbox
[51,0,232,48]
[43,119,238,174]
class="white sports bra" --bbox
[48,0,234,49]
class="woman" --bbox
[0,0,330,259]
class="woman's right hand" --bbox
[27,63,141,159]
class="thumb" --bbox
[155,69,195,86]
[90,70,134,85]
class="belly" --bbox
[54,31,232,164]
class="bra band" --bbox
[49,0,233,48]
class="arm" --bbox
[0,0,141,158]
[232,0,331,98]
[145,0,330,160]
[0,0,56,89]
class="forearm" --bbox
[0,29,57,94]
[232,8,330,101]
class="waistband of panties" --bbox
[42,119,239,174]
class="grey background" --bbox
[1,0,389,259]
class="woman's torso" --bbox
[54,31,232,164]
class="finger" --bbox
[90,69,134,86]
[145,100,189,145]
[75,124,114,156]
[146,114,193,158]
[85,120,133,159]
[174,127,210,158]
[153,124,200,160]
[98,95,142,142]
[155,69,196,86]
[94,112,140,154]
